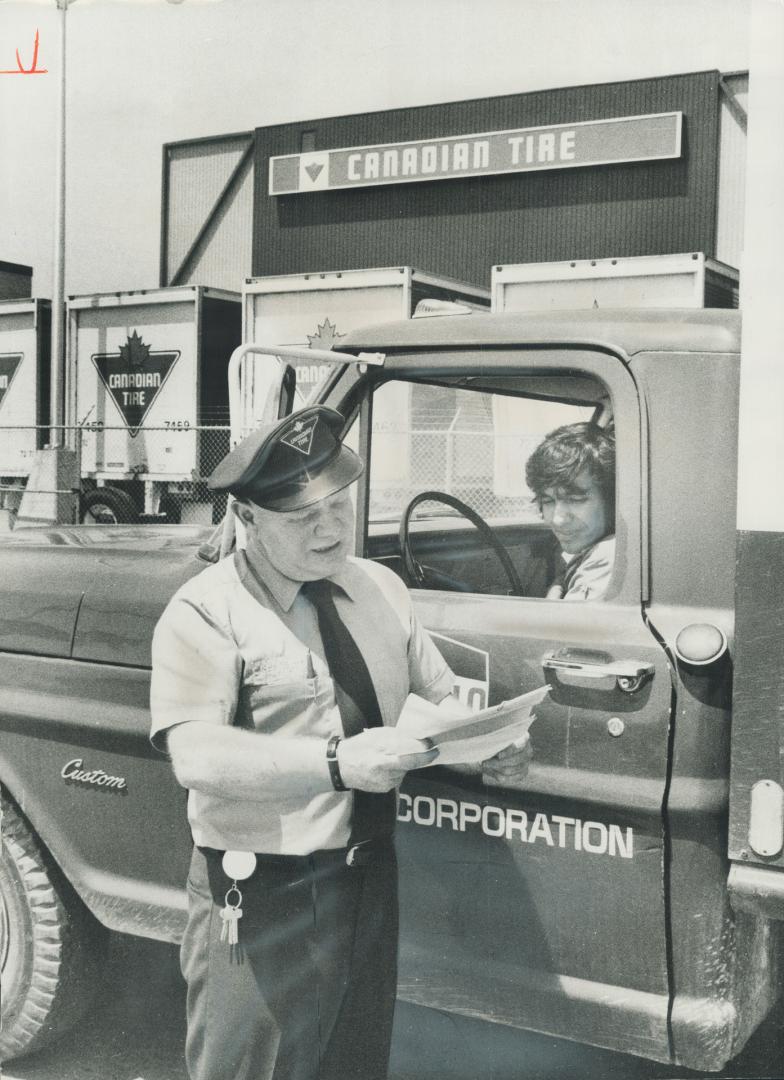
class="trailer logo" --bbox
[289,318,347,393]
[307,318,345,350]
[0,353,23,413]
[92,332,179,437]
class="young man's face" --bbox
[240,487,355,581]
[539,466,611,555]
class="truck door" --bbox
[334,347,676,1064]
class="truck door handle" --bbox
[542,649,654,693]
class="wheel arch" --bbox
[0,787,107,1061]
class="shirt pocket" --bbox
[243,672,336,737]
[244,651,313,686]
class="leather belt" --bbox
[199,837,393,870]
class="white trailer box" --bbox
[69,286,240,522]
[242,266,489,408]
[0,299,50,481]
[492,252,739,313]
[241,268,488,503]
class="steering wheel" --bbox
[397,490,524,596]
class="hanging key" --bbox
[219,850,257,949]
[220,886,243,946]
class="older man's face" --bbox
[539,467,610,555]
[242,487,355,581]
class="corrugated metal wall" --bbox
[183,165,253,292]
[161,134,253,291]
[253,71,722,288]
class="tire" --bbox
[80,486,138,525]
[0,795,105,1062]
[158,495,182,525]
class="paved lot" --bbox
[3,932,782,1080]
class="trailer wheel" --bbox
[81,486,138,524]
[159,495,182,524]
[0,796,105,1061]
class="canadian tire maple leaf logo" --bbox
[307,318,345,350]
[118,330,151,369]
[0,354,23,413]
[92,332,180,437]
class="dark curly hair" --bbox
[525,422,615,517]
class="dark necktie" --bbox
[301,579,396,846]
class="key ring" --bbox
[224,885,242,909]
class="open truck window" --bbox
[362,376,613,600]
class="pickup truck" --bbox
[1,306,780,1072]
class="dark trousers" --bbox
[180,844,399,1080]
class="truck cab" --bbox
[322,306,761,1071]
[0,305,779,1072]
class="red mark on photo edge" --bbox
[0,30,48,75]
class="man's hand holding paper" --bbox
[480,736,534,785]
[397,685,549,784]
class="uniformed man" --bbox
[150,404,532,1080]
[525,421,616,601]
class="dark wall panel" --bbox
[253,71,720,289]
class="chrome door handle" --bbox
[542,649,654,693]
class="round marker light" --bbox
[673,623,728,666]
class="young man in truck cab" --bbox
[525,421,615,601]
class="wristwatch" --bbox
[326,734,348,791]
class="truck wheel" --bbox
[0,796,105,1061]
[80,486,138,524]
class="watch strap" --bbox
[326,734,348,791]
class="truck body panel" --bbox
[1,307,781,1071]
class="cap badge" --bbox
[280,415,318,456]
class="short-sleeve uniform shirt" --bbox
[562,536,615,601]
[150,551,454,855]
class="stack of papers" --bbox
[397,685,549,766]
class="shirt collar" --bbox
[327,560,361,602]
[236,548,300,612]
[236,548,361,612]
[562,534,615,566]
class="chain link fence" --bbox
[0,424,232,526]
[369,429,541,524]
[0,423,541,528]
